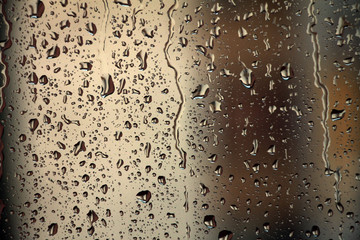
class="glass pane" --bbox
[0,0,359,239]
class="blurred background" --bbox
[0,0,359,239]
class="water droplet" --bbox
[331,109,345,121]
[87,226,95,236]
[86,22,97,35]
[179,37,188,47]
[195,45,207,55]
[47,46,60,59]
[200,183,210,196]
[218,230,233,240]
[144,142,151,158]
[280,63,294,80]
[73,141,86,156]
[27,72,38,85]
[142,28,154,38]
[80,62,93,71]
[208,154,217,163]
[136,51,148,71]
[250,139,258,156]
[48,223,58,236]
[114,0,132,7]
[311,225,320,237]
[263,222,270,232]
[87,210,98,224]
[210,101,222,113]
[192,84,209,99]
[204,215,217,229]
[136,190,151,203]
[343,57,354,66]
[30,1,45,18]
[39,75,48,85]
[100,184,108,194]
[239,68,255,88]
[336,16,347,37]
[158,176,166,185]
[214,166,223,176]
[101,74,115,98]
[29,119,39,132]
[238,27,248,38]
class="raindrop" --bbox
[73,141,86,156]
[136,190,151,203]
[214,166,223,176]
[136,51,148,71]
[280,63,294,80]
[47,46,60,59]
[331,109,345,121]
[204,215,217,229]
[238,27,248,38]
[100,184,108,194]
[29,119,39,132]
[101,75,115,98]
[48,223,58,236]
[87,210,98,224]
[85,23,97,35]
[30,1,45,18]
[80,62,93,71]
[192,84,209,99]
[239,68,255,88]
[311,225,320,237]
[210,101,222,113]
[114,0,132,7]
[218,230,233,240]
[158,176,166,185]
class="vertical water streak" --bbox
[307,0,331,172]
[183,186,190,238]
[164,0,185,164]
[164,0,190,237]
[100,0,109,75]
[308,0,342,209]
[0,0,12,217]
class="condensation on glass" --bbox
[0,0,359,239]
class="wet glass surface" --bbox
[0,0,359,239]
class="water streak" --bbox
[308,0,342,209]
[307,0,331,172]
[0,0,12,217]
[164,0,190,237]
[164,0,185,164]
[100,0,110,75]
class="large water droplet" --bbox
[218,230,233,240]
[280,63,294,80]
[101,74,115,98]
[136,190,151,203]
[48,223,58,236]
[239,68,255,88]
[192,84,209,99]
[204,215,217,229]
[331,109,345,121]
